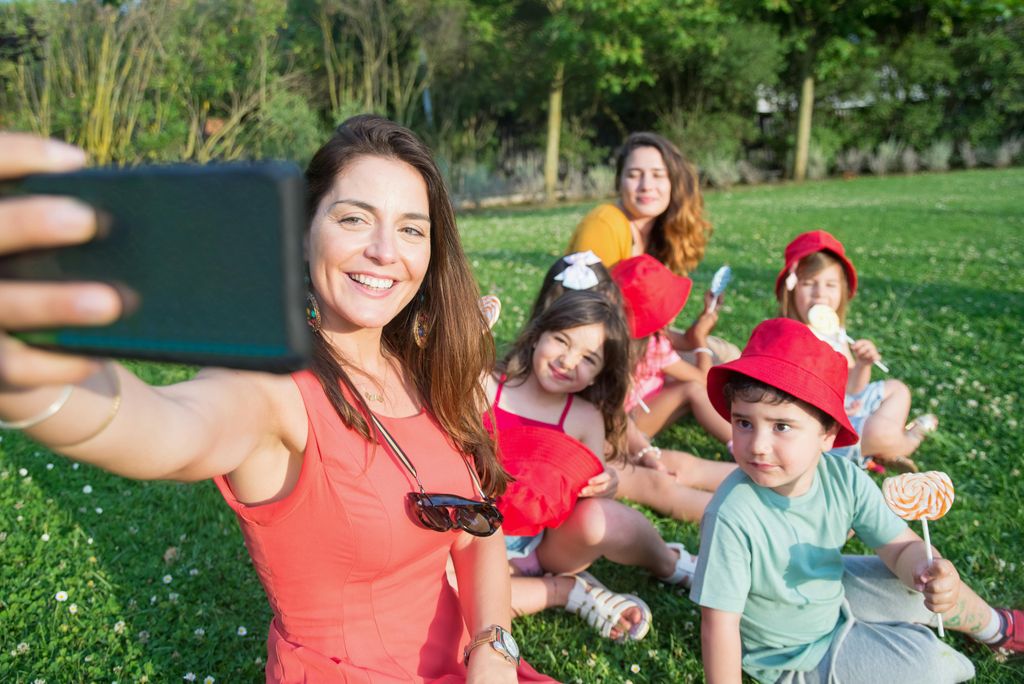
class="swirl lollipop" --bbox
[479,295,502,330]
[807,304,889,373]
[883,471,955,635]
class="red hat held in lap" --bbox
[611,255,693,339]
[707,318,859,448]
[494,425,604,537]
[775,230,858,298]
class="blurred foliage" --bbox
[0,0,1020,182]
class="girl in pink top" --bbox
[0,119,554,683]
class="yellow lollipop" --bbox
[883,471,955,635]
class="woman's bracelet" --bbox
[0,385,74,430]
[693,346,714,357]
[57,364,123,448]
[635,445,662,461]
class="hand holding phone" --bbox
[0,159,311,372]
[0,133,121,388]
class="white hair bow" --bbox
[555,251,602,290]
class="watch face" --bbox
[499,629,520,659]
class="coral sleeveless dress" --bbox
[214,370,556,683]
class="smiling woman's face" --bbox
[618,145,672,221]
[306,155,431,333]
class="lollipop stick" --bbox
[922,518,945,637]
[842,333,890,373]
[708,296,719,314]
[636,397,651,414]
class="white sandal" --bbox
[657,542,698,587]
[564,571,652,643]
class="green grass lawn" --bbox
[2,168,1022,683]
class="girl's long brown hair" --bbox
[497,290,632,464]
[305,115,509,496]
[615,132,711,276]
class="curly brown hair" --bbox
[305,115,509,497]
[615,132,712,276]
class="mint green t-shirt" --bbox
[689,455,907,684]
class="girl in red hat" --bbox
[776,230,937,473]
[531,254,737,522]
[484,289,698,644]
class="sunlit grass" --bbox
[2,168,1022,682]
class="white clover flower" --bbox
[203,678,215,684]
[162,574,173,584]
[194,627,206,636]
[82,484,93,494]
[68,603,78,614]
[183,674,196,683]
[18,468,27,477]
[33,679,45,684]
[630,664,641,674]
[168,592,179,602]
[17,641,29,654]
[72,463,79,470]
[87,537,94,545]
[114,620,126,634]
[40,533,50,542]
[236,626,248,636]
[189,568,199,576]
[55,591,68,602]
[94,507,103,514]
[46,463,53,470]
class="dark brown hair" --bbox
[498,290,632,463]
[777,251,852,325]
[305,114,509,496]
[615,132,711,276]
[722,376,836,433]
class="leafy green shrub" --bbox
[959,141,978,169]
[701,153,740,189]
[868,139,903,176]
[835,148,867,175]
[921,141,953,171]
[655,108,754,167]
[901,148,920,174]
[737,159,766,185]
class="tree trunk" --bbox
[793,73,814,182]
[544,61,564,205]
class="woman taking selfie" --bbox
[0,119,553,683]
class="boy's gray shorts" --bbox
[776,555,976,684]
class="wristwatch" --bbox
[462,624,521,667]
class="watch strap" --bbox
[462,625,519,667]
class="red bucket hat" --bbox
[775,230,858,299]
[706,318,859,447]
[611,255,693,339]
[494,425,604,537]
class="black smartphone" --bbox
[0,163,312,372]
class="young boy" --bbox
[690,318,1022,683]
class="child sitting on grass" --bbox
[776,230,936,473]
[530,252,736,522]
[691,318,1022,683]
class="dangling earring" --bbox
[412,294,429,348]
[306,292,322,333]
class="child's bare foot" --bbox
[905,413,939,441]
[564,571,652,643]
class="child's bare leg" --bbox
[659,448,737,491]
[943,581,1002,638]
[859,380,920,461]
[634,380,731,443]
[537,498,680,578]
[613,460,713,522]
